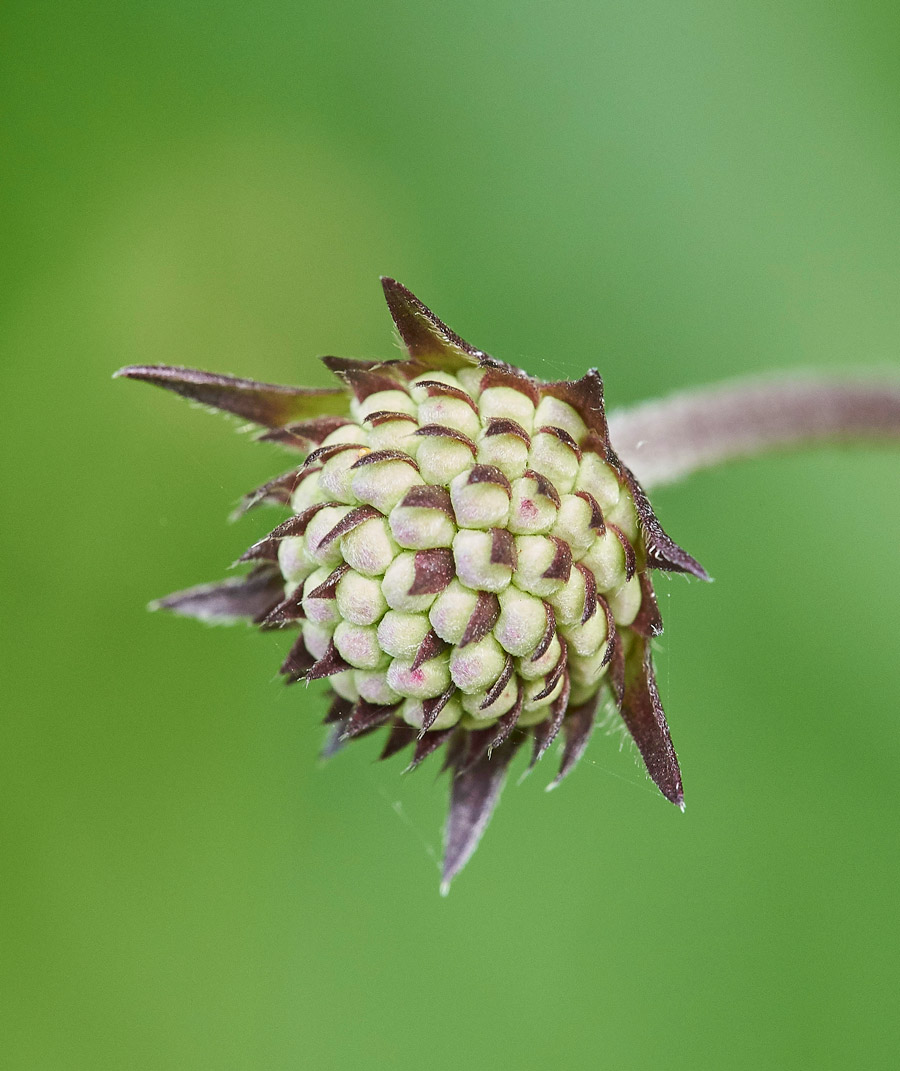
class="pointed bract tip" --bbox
[379,277,483,370]
[112,363,348,428]
[439,880,451,898]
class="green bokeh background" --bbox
[4,3,899,1068]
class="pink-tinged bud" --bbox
[508,472,559,535]
[387,656,452,700]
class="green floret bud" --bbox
[449,634,507,694]
[376,610,431,659]
[334,569,387,626]
[341,517,399,576]
[452,529,514,592]
[494,586,548,656]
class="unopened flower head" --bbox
[117,279,710,888]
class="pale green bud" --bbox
[290,470,326,513]
[607,575,643,627]
[574,454,620,512]
[302,620,334,661]
[528,430,580,494]
[452,529,513,592]
[278,535,315,585]
[382,552,441,612]
[548,567,589,627]
[333,621,387,670]
[517,633,561,680]
[521,673,564,714]
[562,604,609,657]
[494,586,548,655]
[478,385,535,432]
[401,695,463,732]
[450,470,510,529]
[514,534,568,597]
[350,457,424,514]
[388,500,456,549]
[377,610,432,659]
[414,436,475,485]
[580,529,627,591]
[568,648,611,686]
[460,675,519,720]
[365,414,417,452]
[413,392,481,440]
[330,669,360,702]
[304,505,352,567]
[303,566,343,624]
[319,447,370,503]
[454,366,484,399]
[353,389,417,421]
[321,424,368,447]
[429,579,481,644]
[532,395,587,441]
[551,494,598,558]
[449,634,507,693]
[476,428,529,481]
[335,569,387,626]
[604,493,640,543]
[341,517,399,576]
[354,669,401,706]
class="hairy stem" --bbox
[607,374,900,490]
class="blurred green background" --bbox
[3,2,900,1068]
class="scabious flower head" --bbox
[117,279,709,888]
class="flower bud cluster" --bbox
[122,278,708,885]
[266,362,650,750]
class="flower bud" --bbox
[124,276,709,888]
[449,634,507,694]
[335,568,387,626]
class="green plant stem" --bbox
[608,374,900,490]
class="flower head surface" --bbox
[117,278,709,888]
